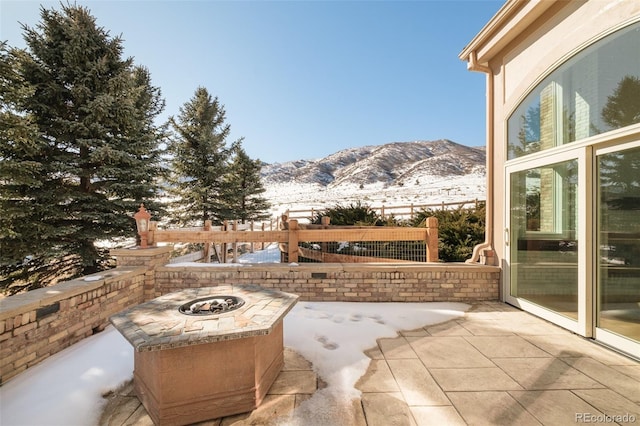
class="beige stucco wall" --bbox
[475,1,640,275]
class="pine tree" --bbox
[224,143,271,223]
[0,5,166,294]
[167,87,234,225]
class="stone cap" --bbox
[109,285,298,352]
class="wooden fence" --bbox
[147,216,439,263]
[284,198,483,222]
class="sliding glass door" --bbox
[596,143,640,351]
[507,157,580,325]
[506,143,640,355]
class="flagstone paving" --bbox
[99,302,640,425]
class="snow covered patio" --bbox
[1,245,638,425]
[2,301,639,426]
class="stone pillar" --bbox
[110,246,172,301]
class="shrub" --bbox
[310,201,384,225]
[309,200,485,262]
[409,202,486,262]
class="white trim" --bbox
[505,150,583,333]
[506,124,640,169]
[594,328,640,361]
[506,297,580,334]
[578,147,593,337]
[595,138,640,156]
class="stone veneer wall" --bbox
[0,267,146,384]
[0,246,499,384]
[154,263,500,303]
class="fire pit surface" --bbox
[109,285,298,426]
[110,284,297,352]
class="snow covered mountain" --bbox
[261,140,487,219]
[261,139,485,187]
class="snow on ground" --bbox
[281,301,469,426]
[0,327,133,426]
[0,302,468,426]
[0,247,468,425]
[264,173,486,220]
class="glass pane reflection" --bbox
[598,146,640,342]
[510,160,579,319]
[508,22,640,159]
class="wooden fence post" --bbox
[426,216,438,262]
[222,220,228,263]
[320,216,330,254]
[203,220,211,262]
[288,219,299,263]
[250,221,255,253]
[232,220,238,263]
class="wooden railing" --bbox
[147,216,439,263]
[284,198,483,222]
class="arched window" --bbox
[507,22,640,160]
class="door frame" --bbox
[592,140,640,357]
[504,148,592,337]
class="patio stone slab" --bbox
[356,359,400,393]
[378,337,418,359]
[522,334,639,365]
[457,319,518,336]
[611,364,640,381]
[465,335,552,358]
[429,367,524,391]
[425,320,472,336]
[508,390,607,425]
[447,391,541,426]
[126,404,156,426]
[364,345,385,360]
[283,347,313,370]
[98,301,640,426]
[386,359,449,405]
[220,394,296,426]
[466,309,539,322]
[407,336,494,368]
[493,357,605,390]
[572,389,640,420]
[268,370,317,395]
[100,395,144,426]
[361,392,416,426]
[503,321,574,336]
[409,406,466,426]
[562,357,640,403]
[400,328,429,337]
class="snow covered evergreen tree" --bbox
[167,87,235,225]
[224,143,270,223]
[0,5,166,294]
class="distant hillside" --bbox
[261,139,485,188]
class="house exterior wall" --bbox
[461,0,640,356]
[467,0,640,269]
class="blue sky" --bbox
[1,0,503,164]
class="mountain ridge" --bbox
[261,139,485,188]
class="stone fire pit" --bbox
[110,285,298,426]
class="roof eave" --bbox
[459,0,559,68]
